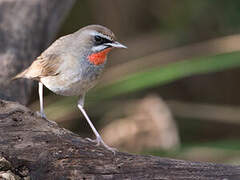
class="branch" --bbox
[0,99,239,179]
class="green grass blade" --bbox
[91,51,240,100]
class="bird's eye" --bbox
[94,35,104,44]
[94,35,113,47]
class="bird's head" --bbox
[76,25,127,65]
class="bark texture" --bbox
[0,99,239,180]
[0,0,76,104]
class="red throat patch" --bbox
[88,48,112,65]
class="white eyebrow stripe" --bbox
[91,44,107,52]
[89,31,112,41]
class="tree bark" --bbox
[0,99,239,180]
[0,0,76,105]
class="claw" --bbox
[36,111,47,119]
[36,111,57,125]
[85,137,96,143]
[85,136,117,154]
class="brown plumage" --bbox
[13,54,61,81]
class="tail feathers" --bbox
[11,69,28,81]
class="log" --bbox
[0,0,76,105]
[0,99,239,179]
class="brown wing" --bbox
[13,54,62,81]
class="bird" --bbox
[12,24,127,153]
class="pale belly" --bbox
[40,71,101,96]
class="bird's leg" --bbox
[38,82,46,119]
[77,95,117,154]
[37,82,57,125]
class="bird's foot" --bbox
[86,136,117,154]
[36,111,57,125]
[36,111,47,119]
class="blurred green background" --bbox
[30,0,240,164]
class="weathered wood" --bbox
[0,99,239,179]
[0,0,75,104]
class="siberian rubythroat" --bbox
[13,25,127,153]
